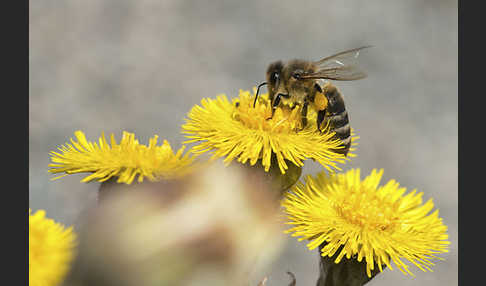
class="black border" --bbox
[4,1,29,285]
[459,1,478,285]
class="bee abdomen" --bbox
[327,114,351,156]
[324,86,351,156]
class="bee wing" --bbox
[300,46,371,81]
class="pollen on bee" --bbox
[314,91,328,111]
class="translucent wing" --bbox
[300,46,371,81]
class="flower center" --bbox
[334,187,400,231]
[232,91,308,133]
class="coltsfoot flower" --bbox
[30,209,77,286]
[49,131,195,184]
[182,88,358,174]
[282,168,449,277]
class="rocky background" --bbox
[30,1,457,285]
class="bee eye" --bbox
[292,72,302,79]
[271,72,279,82]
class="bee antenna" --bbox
[253,82,268,108]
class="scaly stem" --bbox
[316,243,383,286]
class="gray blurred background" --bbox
[29,0,457,285]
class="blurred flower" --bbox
[64,164,285,286]
[282,168,449,278]
[29,209,77,286]
[49,130,195,184]
[182,88,357,174]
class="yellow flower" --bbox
[30,209,77,286]
[182,88,358,174]
[49,131,195,184]
[282,168,449,277]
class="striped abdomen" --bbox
[323,85,351,156]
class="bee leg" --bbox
[317,109,327,132]
[267,93,283,120]
[299,100,309,130]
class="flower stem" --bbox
[316,243,383,286]
[98,178,131,203]
[241,154,302,197]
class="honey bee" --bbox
[253,46,371,156]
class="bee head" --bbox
[266,61,284,98]
[283,60,317,96]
